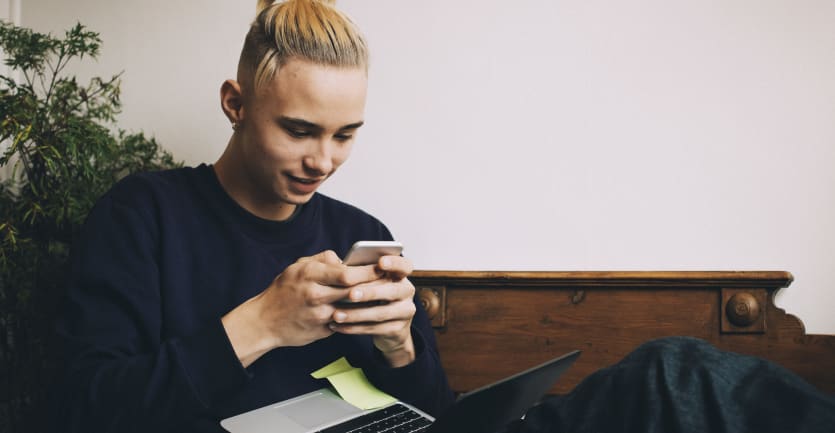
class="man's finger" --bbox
[332,299,415,325]
[346,278,414,303]
[314,261,380,289]
[328,319,410,336]
[376,255,413,280]
[299,250,342,265]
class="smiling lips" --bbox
[288,174,325,194]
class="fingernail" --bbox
[380,257,390,268]
[351,290,363,301]
[334,312,347,322]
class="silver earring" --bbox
[231,121,240,131]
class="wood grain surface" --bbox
[410,271,835,395]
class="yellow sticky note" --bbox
[311,357,397,410]
[328,368,397,410]
[311,357,353,379]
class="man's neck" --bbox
[213,151,298,222]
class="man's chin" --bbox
[282,191,317,205]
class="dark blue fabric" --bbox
[50,164,453,433]
[509,337,835,433]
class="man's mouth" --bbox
[289,175,323,184]
[287,175,327,195]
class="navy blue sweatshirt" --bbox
[51,164,453,432]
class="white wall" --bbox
[0,0,19,181]
[20,1,835,334]
[0,0,19,25]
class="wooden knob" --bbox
[418,288,440,320]
[726,292,761,327]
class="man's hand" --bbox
[328,255,417,368]
[221,250,381,367]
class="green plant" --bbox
[0,21,180,432]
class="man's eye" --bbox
[334,134,353,142]
[286,128,310,138]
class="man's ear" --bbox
[220,79,245,127]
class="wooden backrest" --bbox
[410,271,835,395]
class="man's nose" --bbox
[303,139,334,175]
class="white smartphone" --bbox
[336,241,403,305]
[341,240,403,266]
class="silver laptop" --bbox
[221,350,580,433]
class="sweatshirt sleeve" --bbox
[362,294,456,417]
[352,223,455,417]
[51,180,250,433]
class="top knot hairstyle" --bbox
[239,0,369,91]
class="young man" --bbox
[53,2,835,433]
[51,1,453,432]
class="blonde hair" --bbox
[239,0,368,90]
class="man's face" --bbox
[237,59,368,213]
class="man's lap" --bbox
[507,336,835,433]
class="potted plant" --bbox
[0,21,179,432]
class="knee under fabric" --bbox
[511,337,835,433]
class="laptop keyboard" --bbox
[316,403,432,433]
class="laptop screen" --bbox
[427,350,580,433]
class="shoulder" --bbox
[315,193,381,222]
[314,193,394,241]
[87,166,204,229]
[110,166,193,196]
[104,166,199,208]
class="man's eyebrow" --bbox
[340,121,365,131]
[278,116,364,131]
[278,117,321,131]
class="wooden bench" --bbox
[410,271,835,395]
